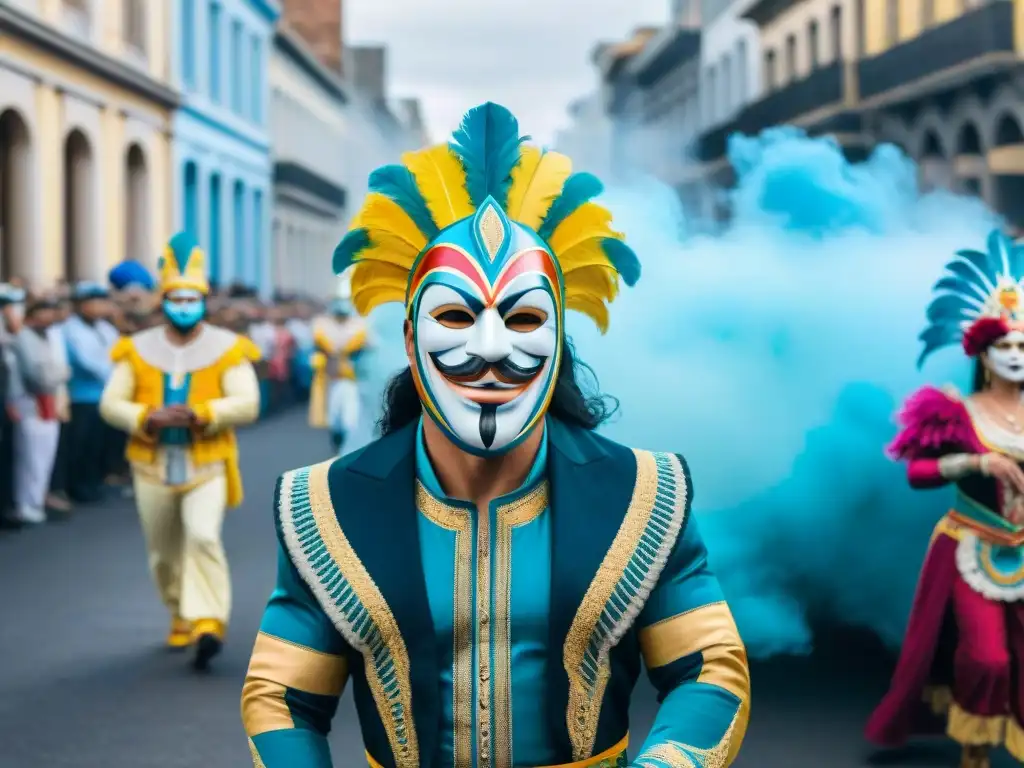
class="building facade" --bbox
[269,27,348,298]
[0,0,177,287]
[172,0,279,294]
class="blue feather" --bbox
[600,238,641,287]
[448,102,528,209]
[368,165,440,239]
[537,172,605,242]
[944,260,991,290]
[332,229,372,275]
[926,294,974,323]
[956,248,995,280]
[917,325,960,369]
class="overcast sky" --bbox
[344,0,669,146]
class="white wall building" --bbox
[699,0,762,132]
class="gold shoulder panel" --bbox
[276,462,419,768]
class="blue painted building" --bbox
[172,0,279,294]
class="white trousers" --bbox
[14,416,59,510]
[134,474,231,623]
[327,379,360,438]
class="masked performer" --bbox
[866,231,1024,768]
[100,233,261,670]
[308,270,370,454]
[241,103,750,768]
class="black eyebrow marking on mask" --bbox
[497,287,544,316]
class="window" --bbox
[181,0,195,88]
[765,49,777,91]
[785,34,797,82]
[250,35,263,123]
[209,3,221,102]
[887,0,900,46]
[856,0,866,55]
[62,0,91,37]
[809,20,820,69]
[230,20,243,113]
[921,0,935,27]
[736,39,748,104]
[707,66,717,123]
[123,0,146,53]
[721,54,732,116]
[253,189,264,289]
[831,5,843,59]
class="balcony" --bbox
[695,61,846,162]
[858,0,1016,102]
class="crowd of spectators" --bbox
[0,273,323,530]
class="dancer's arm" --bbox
[631,515,751,767]
[242,544,349,768]
[99,361,151,437]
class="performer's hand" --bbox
[145,406,190,432]
[981,453,1024,494]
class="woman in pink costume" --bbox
[867,230,1024,767]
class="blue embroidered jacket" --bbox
[241,418,750,768]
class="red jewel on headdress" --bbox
[963,316,1012,357]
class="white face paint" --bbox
[985,330,1024,383]
[412,272,559,455]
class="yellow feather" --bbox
[349,238,420,273]
[566,294,610,334]
[548,203,621,256]
[506,148,573,230]
[353,285,406,316]
[402,144,475,229]
[505,147,541,219]
[352,193,428,253]
[565,265,619,302]
[557,239,616,275]
[350,260,410,313]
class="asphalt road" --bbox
[0,407,1013,767]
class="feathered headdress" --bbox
[158,232,209,295]
[332,102,640,332]
[920,229,1024,367]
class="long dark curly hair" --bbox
[377,336,618,436]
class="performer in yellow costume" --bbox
[100,232,261,670]
[308,268,370,454]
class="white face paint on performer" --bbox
[985,330,1024,384]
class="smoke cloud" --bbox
[357,125,1002,659]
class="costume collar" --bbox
[415,416,548,508]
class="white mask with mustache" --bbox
[413,278,559,455]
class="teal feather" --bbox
[917,325,960,369]
[600,238,641,287]
[332,228,372,275]
[944,260,992,291]
[448,102,528,209]
[925,294,974,323]
[167,231,198,273]
[368,166,440,239]
[537,172,605,242]
[933,276,987,304]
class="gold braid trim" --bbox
[564,451,689,760]
[277,463,419,767]
[633,715,737,768]
[248,738,267,768]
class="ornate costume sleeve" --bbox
[99,360,151,437]
[886,386,981,490]
[242,542,349,767]
[632,510,750,768]
[195,360,261,433]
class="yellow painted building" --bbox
[0,0,177,289]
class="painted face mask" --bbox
[332,102,641,457]
[985,330,1024,383]
[163,289,206,332]
[408,201,562,454]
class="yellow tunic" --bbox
[99,324,262,507]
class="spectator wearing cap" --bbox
[0,284,25,525]
[63,281,118,503]
[10,298,68,524]
[46,297,74,514]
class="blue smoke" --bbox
[357,126,1002,659]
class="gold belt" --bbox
[366,735,628,768]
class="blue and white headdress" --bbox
[919,229,1024,367]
